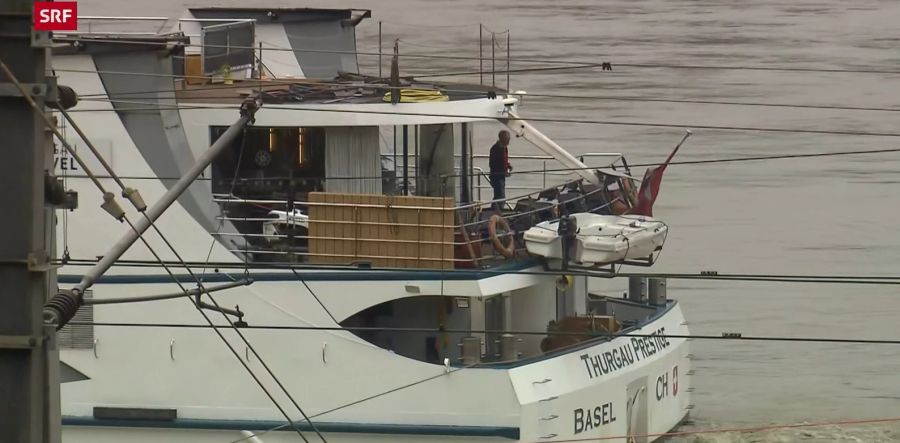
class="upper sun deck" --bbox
[57,9,518,126]
[175,74,504,106]
[58,7,371,82]
[173,75,516,128]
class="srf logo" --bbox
[34,2,78,31]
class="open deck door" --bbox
[202,20,255,77]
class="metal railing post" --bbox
[491,32,496,87]
[378,21,383,78]
[506,32,510,91]
[477,174,482,201]
[461,122,470,203]
[479,24,483,85]
[542,161,547,189]
[402,125,409,195]
[258,42,263,79]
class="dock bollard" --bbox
[648,278,667,306]
[499,334,518,362]
[628,276,647,303]
[459,336,482,365]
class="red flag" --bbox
[629,143,682,217]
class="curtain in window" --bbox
[324,126,382,194]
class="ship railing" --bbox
[382,152,624,201]
[58,16,258,37]
[210,171,619,269]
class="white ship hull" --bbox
[60,274,690,443]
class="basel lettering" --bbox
[578,327,671,379]
[574,402,616,434]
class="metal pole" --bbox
[461,123,470,203]
[378,21,383,78]
[477,174,482,201]
[506,32,510,91]
[393,126,397,181]
[491,33,496,87]
[469,126,475,201]
[0,0,58,440]
[402,125,409,195]
[414,125,419,194]
[287,135,296,261]
[479,24,483,86]
[69,101,259,297]
[258,42,263,79]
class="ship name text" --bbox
[578,327,671,379]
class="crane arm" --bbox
[499,111,601,185]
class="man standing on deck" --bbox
[489,130,513,206]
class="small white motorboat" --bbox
[523,213,668,264]
[262,209,309,242]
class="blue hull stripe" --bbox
[57,260,541,285]
[62,416,520,439]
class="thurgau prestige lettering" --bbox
[578,327,671,379]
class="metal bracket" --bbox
[0,82,46,98]
[0,334,43,349]
[28,250,52,272]
[32,29,52,48]
[45,173,79,210]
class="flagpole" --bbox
[664,130,692,165]
[631,130,693,216]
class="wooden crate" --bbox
[308,193,454,269]
[184,54,207,85]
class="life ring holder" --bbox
[555,274,573,291]
[488,215,515,258]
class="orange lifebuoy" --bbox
[488,215,515,258]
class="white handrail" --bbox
[79,16,169,21]
[78,16,255,23]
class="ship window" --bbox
[210,126,326,262]
[210,126,325,198]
